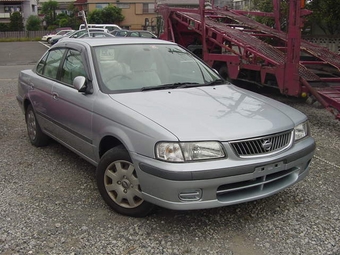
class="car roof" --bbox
[54,37,175,47]
[117,29,153,32]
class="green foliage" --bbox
[47,25,58,31]
[88,5,124,24]
[88,9,103,24]
[58,18,69,27]
[9,12,24,31]
[252,0,340,35]
[66,3,83,29]
[252,0,275,27]
[41,0,59,28]
[0,37,41,42]
[306,0,340,35]
[0,23,9,32]
[252,0,289,32]
[101,6,124,23]
[68,16,82,30]
[52,8,82,29]
[26,15,42,31]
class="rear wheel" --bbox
[96,146,155,217]
[25,105,49,147]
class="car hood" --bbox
[110,85,306,141]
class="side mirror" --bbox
[73,76,87,92]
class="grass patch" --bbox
[0,37,41,42]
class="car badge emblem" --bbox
[262,140,272,151]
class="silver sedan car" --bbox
[17,38,315,217]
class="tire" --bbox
[25,105,49,147]
[96,146,155,217]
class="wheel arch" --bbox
[23,98,32,119]
[98,135,126,159]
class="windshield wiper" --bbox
[141,82,199,91]
[206,79,226,86]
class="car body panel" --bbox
[110,85,305,141]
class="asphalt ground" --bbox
[0,42,339,255]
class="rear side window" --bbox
[36,49,65,79]
[140,32,154,38]
[130,32,139,37]
[117,31,127,37]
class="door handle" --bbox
[52,92,59,100]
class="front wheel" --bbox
[96,146,155,217]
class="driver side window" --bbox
[60,49,86,86]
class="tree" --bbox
[67,3,82,29]
[55,13,69,27]
[9,12,24,31]
[252,0,288,31]
[252,0,340,35]
[306,0,340,35]
[41,0,59,28]
[101,5,124,24]
[88,5,124,24]
[26,15,42,31]
[88,9,104,24]
[58,18,69,27]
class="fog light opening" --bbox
[179,189,202,201]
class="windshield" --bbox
[93,44,224,93]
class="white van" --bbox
[79,24,122,32]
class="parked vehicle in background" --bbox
[41,27,73,41]
[17,38,315,217]
[49,30,79,45]
[79,24,122,32]
[111,29,157,38]
[50,29,109,45]
[78,32,115,38]
[47,30,75,43]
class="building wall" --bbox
[87,0,157,30]
[22,0,38,24]
[0,0,38,26]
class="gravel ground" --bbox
[1,43,340,255]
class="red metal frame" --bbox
[156,0,340,119]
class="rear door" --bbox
[31,48,66,135]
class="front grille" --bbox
[216,167,299,203]
[230,130,293,158]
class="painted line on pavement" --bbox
[39,41,50,49]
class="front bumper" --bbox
[133,137,315,210]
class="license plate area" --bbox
[255,161,284,173]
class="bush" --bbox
[26,15,42,31]
[47,25,57,31]
[0,23,9,32]
[9,12,24,31]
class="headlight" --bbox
[294,121,309,141]
[156,141,225,162]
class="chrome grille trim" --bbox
[229,130,293,158]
